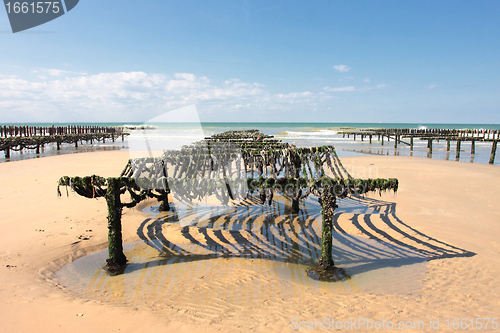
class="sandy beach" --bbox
[1,150,500,332]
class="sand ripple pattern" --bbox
[140,195,474,264]
[59,194,476,325]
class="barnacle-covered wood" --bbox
[106,177,127,268]
[58,129,398,274]
[318,185,339,269]
[1,132,127,157]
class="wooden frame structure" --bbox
[58,130,398,276]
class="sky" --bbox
[0,0,499,124]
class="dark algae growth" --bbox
[58,129,397,276]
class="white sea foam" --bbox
[284,129,338,138]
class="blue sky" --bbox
[0,0,499,123]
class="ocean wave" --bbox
[284,129,338,137]
[121,124,158,130]
[126,128,206,145]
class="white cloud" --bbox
[363,78,371,83]
[276,91,313,99]
[0,70,391,122]
[334,65,351,73]
[323,86,356,92]
[323,83,389,92]
[33,68,88,76]
[0,71,338,122]
[426,84,439,89]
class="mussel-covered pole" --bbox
[317,185,337,269]
[490,140,498,164]
[158,161,170,211]
[58,174,168,270]
[159,190,170,211]
[105,178,127,268]
[291,188,302,213]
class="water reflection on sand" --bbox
[58,193,476,311]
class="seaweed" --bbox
[58,129,398,276]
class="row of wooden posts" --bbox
[0,125,119,138]
[361,127,500,139]
[339,129,499,164]
[0,128,128,159]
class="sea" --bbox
[1,122,500,166]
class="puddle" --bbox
[57,195,429,310]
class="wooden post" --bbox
[75,140,78,148]
[428,139,433,153]
[490,140,498,164]
[319,207,334,268]
[158,161,170,212]
[159,191,170,211]
[381,135,384,145]
[394,136,398,148]
[447,139,451,151]
[471,140,475,155]
[319,189,336,270]
[5,147,10,158]
[456,140,461,161]
[105,178,127,267]
[410,136,414,150]
[36,144,40,154]
[56,141,60,150]
[369,135,372,144]
[291,188,301,214]
[353,134,356,140]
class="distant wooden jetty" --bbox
[0,125,129,158]
[338,128,499,164]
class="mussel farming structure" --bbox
[1,125,127,158]
[58,130,398,277]
[338,127,499,164]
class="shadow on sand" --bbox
[56,194,476,307]
[133,194,475,277]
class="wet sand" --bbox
[1,151,500,332]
